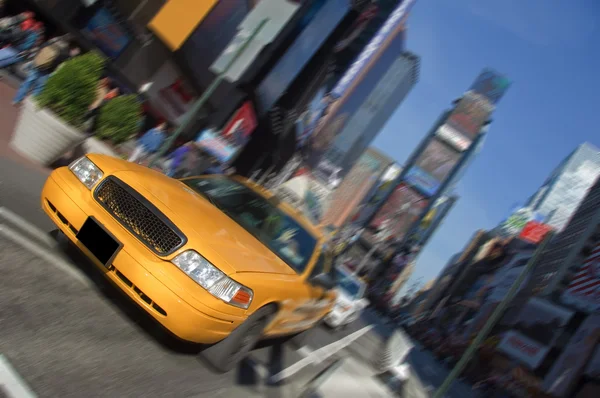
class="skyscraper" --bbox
[322,51,420,176]
[526,143,600,231]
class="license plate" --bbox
[76,217,122,267]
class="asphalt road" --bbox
[0,155,477,397]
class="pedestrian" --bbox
[13,34,78,105]
[84,77,119,133]
[128,121,168,164]
[164,140,195,177]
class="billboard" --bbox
[404,138,461,197]
[543,313,600,396]
[435,91,493,152]
[562,242,600,313]
[497,207,544,238]
[256,0,350,112]
[321,149,391,228]
[211,0,302,83]
[497,298,574,369]
[470,68,511,106]
[148,0,218,51]
[352,163,402,226]
[410,195,457,244]
[519,221,553,244]
[436,69,510,152]
[332,0,417,98]
[83,8,132,59]
[363,183,428,247]
[195,101,257,163]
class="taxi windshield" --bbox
[183,176,317,273]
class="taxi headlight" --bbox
[69,157,104,189]
[172,250,253,309]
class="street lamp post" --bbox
[149,18,269,168]
[432,231,555,398]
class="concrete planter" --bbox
[10,97,86,166]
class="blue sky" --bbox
[371,0,600,287]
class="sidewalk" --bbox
[0,80,50,176]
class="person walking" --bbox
[13,34,78,105]
[128,121,168,164]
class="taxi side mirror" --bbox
[310,273,336,291]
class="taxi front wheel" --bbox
[200,305,276,374]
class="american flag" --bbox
[565,243,600,301]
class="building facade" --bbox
[526,175,600,297]
[525,143,600,231]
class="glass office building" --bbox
[526,143,600,231]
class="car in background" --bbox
[324,265,369,330]
[41,155,337,373]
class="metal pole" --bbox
[432,232,554,398]
[149,18,269,168]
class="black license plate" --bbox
[76,217,122,267]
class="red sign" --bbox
[222,101,258,140]
[519,221,553,244]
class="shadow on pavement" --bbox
[56,238,204,355]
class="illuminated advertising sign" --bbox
[363,183,428,247]
[470,68,511,106]
[562,242,600,313]
[446,91,493,142]
[497,298,573,369]
[321,149,390,228]
[83,8,131,58]
[148,0,218,51]
[352,164,402,226]
[519,221,553,244]
[332,0,417,98]
[404,138,461,197]
[196,101,257,163]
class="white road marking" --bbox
[270,325,374,383]
[0,355,37,398]
[298,346,313,358]
[0,207,56,248]
[0,224,90,287]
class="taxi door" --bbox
[267,250,334,335]
[292,250,336,328]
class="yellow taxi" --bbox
[41,154,337,372]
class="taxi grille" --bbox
[94,177,186,255]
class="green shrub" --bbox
[96,95,142,144]
[36,51,106,128]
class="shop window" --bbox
[159,78,194,118]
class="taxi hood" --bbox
[114,171,296,276]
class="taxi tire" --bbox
[200,305,276,374]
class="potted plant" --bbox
[9,52,105,165]
[83,94,142,156]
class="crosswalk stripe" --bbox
[0,355,37,398]
[0,207,56,248]
[0,224,90,287]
